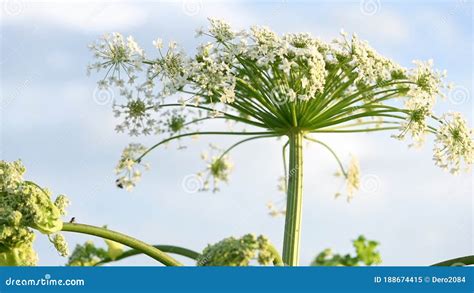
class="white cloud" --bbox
[3,1,148,32]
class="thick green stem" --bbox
[61,223,182,266]
[96,245,201,266]
[282,131,304,266]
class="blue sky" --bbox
[1,0,472,266]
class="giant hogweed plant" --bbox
[2,19,473,267]
[86,19,472,266]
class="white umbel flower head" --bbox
[113,88,157,136]
[85,19,472,202]
[115,143,150,191]
[396,98,431,147]
[346,156,360,201]
[88,33,145,87]
[219,85,236,104]
[208,18,236,42]
[433,113,473,174]
[347,34,402,84]
[409,59,447,106]
[198,145,234,192]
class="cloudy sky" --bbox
[1,0,472,266]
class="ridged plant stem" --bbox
[282,131,304,266]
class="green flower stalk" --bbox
[88,19,474,266]
[61,223,183,266]
[66,228,126,265]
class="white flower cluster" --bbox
[394,60,447,147]
[343,34,403,84]
[88,33,145,88]
[92,19,330,110]
[395,98,430,147]
[162,108,189,135]
[335,155,360,201]
[250,25,281,59]
[219,85,236,104]
[241,27,328,101]
[115,143,150,191]
[345,156,360,201]
[87,19,472,176]
[208,18,236,42]
[408,59,447,107]
[188,42,235,99]
[434,113,473,174]
[113,87,157,136]
[198,145,234,192]
[335,34,448,151]
[148,41,190,96]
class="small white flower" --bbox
[195,27,205,38]
[219,85,236,104]
[279,58,294,75]
[152,38,163,49]
[302,77,312,90]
